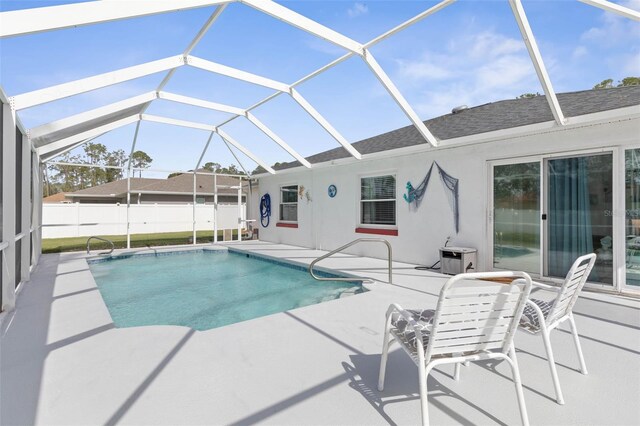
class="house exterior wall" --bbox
[252,116,639,286]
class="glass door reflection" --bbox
[546,153,613,285]
[493,162,541,274]
[626,149,640,287]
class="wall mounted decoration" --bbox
[328,184,337,198]
[404,161,460,233]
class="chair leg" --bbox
[378,329,392,392]
[509,345,530,426]
[419,361,430,426]
[454,363,461,381]
[568,313,588,375]
[541,328,565,405]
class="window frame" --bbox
[358,172,397,229]
[279,184,299,224]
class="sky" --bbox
[1,0,638,177]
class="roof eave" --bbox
[66,193,120,198]
[253,105,640,177]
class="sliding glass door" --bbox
[626,149,640,287]
[546,153,613,285]
[492,161,541,274]
[491,151,615,286]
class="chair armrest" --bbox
[386,303,422,331]
[532,281,560,293]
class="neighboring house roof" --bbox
[138,172,244,195]
[271,86,640,171]
[43,192,70,203]
[67,178,165,198]
[65,171,246,199]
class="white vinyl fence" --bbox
[43,203,246,239]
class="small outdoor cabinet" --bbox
[440,247,477,275]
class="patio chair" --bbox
[378,271,533,426]
[519,253,596,405]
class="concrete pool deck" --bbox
[1,241,639,425]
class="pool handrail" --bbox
[86,236,115,256]
[309,238,392,284]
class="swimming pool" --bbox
[88,250,364,331]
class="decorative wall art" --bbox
[328,184,337,198]
[298,185,312,203]
[404,161,460,233]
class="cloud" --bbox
[396,55,453,81]
[347,2,368,18]
[390,30,539,118]
[622,52,640,75]
[581,0,640,46]
[468,31,524,59]
[572,46,589,60]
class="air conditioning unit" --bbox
[440,247,477,275]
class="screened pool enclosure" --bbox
[2,0,640,312]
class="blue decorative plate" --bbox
[328,184,337,198]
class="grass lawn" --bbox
[42,230,239,253]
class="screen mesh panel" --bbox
[15,127,22,234]
[0,102,3,306]
[15,239,21,288]
[31,104,145,147]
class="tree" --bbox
[201,162,244,175]
[43,146,154,196]
[49,152,84,192]
[217,164,241,175]
[594,77,639,89]
[593,78,614,89]
[166,162,245,179]
[131,151,153,177]
[517,92,541,99]
[203,162,221,172]
[619,77,640,87]
[105,149,127,182]
[84,142,108,187]
[252,162,286,175]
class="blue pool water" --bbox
[88,250,364,331]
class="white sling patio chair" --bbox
[519,253,596,405]
[378,271,533,426]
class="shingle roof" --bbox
[138,171,244,195]
[43,192,69,203]
[68,178,164,197]
[67,172,246,198]
[270,86,640,171]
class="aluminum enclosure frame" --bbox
[4,0,631,175]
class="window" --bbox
[279,185,298,222]
[360,175,396,226]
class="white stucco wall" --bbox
[251,116,640,273]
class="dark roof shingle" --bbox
[67,170,246,197]
[270,86,640,171]
[68,178,164,197]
